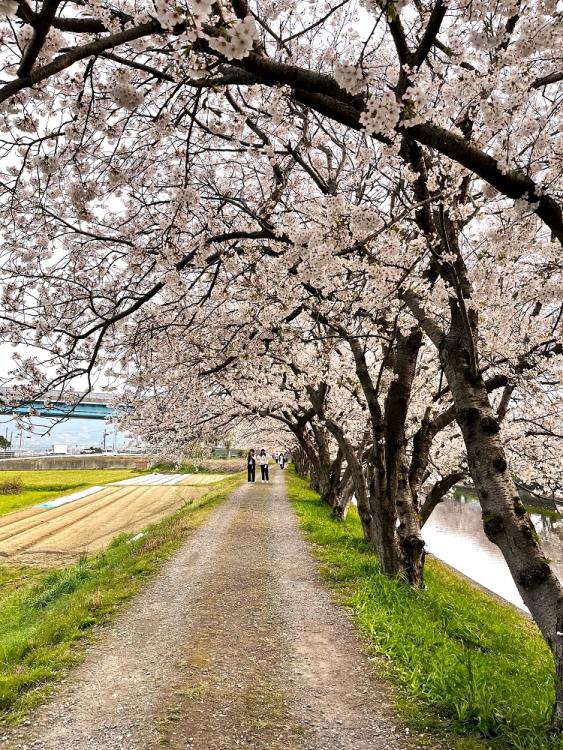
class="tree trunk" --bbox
[292,445,310,477]
[367,458,401,576]
[396,461,426,586]
[324,418,373,540]
[332,476,354,520]
[289,424,322,488]
[383,328,425,585]
[320,449,344,509]
[310,422,333,500]
[345,338,402,575]
[401,137,563,724]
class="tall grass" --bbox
[0,473,244,721]
[286,469,559,750]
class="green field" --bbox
[0,469,146,517]
[286,468,558,750]
[0,472,244,721]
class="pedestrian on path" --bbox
[278,451,285,470]
[247,449,256,483]
[258,448,269,482]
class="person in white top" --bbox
[278,451,285,469]
[258,448,270,482]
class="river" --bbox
[422,491,563,611]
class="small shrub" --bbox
[0,476,23,495]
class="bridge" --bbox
[0,391,119,420]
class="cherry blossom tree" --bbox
[0,0,562,725]
[0,0,561,238]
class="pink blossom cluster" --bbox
[333,62,365,95]
[359,91,401,137]
[110,71,145,110]
[207,16,258,61]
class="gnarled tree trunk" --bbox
[406,289,563,727]
[332,475,354,520]
[292,445,310,477]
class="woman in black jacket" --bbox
[247,449,256,483]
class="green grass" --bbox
[0,469,147,516]
[0,472,244,722]
[286,468,560,750]
[151,462,213,474]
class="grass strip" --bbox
[151,462,214,474]
[0,472,244,722]
[286,468,558,750]
[0,469,148,516]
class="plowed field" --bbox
[110,473,230,487]
[0,483,208,567]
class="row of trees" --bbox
[0,0,561,727]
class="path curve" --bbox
[4,470,430,750]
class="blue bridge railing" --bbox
[0,393,119,420]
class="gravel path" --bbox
[3,469,432,750]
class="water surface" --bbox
[422,492,563,611]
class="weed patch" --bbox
[0,476,23,495]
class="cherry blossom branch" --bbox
[17,0,61,76]
[0,20,162,104]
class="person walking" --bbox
[247,449,256,483]
[258,448,269,482]
[278,451,285,470]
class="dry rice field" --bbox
[0,473,227,567]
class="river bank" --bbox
[286,469,558,750]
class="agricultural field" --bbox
[117,473,229,486]
[0,472,232,567]
[0,469,147,517]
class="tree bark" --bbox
[322,417,373,540]
[384,328,426,586]
[396,463,426,586]
[443,333,563,725]
[345,337,402,576]
[448,375,563,725]
[309,421,334,502]
[332,474,354,520]
[292,444,310,477]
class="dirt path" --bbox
[3,470,431,750]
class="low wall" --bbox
[0,455,151,471]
